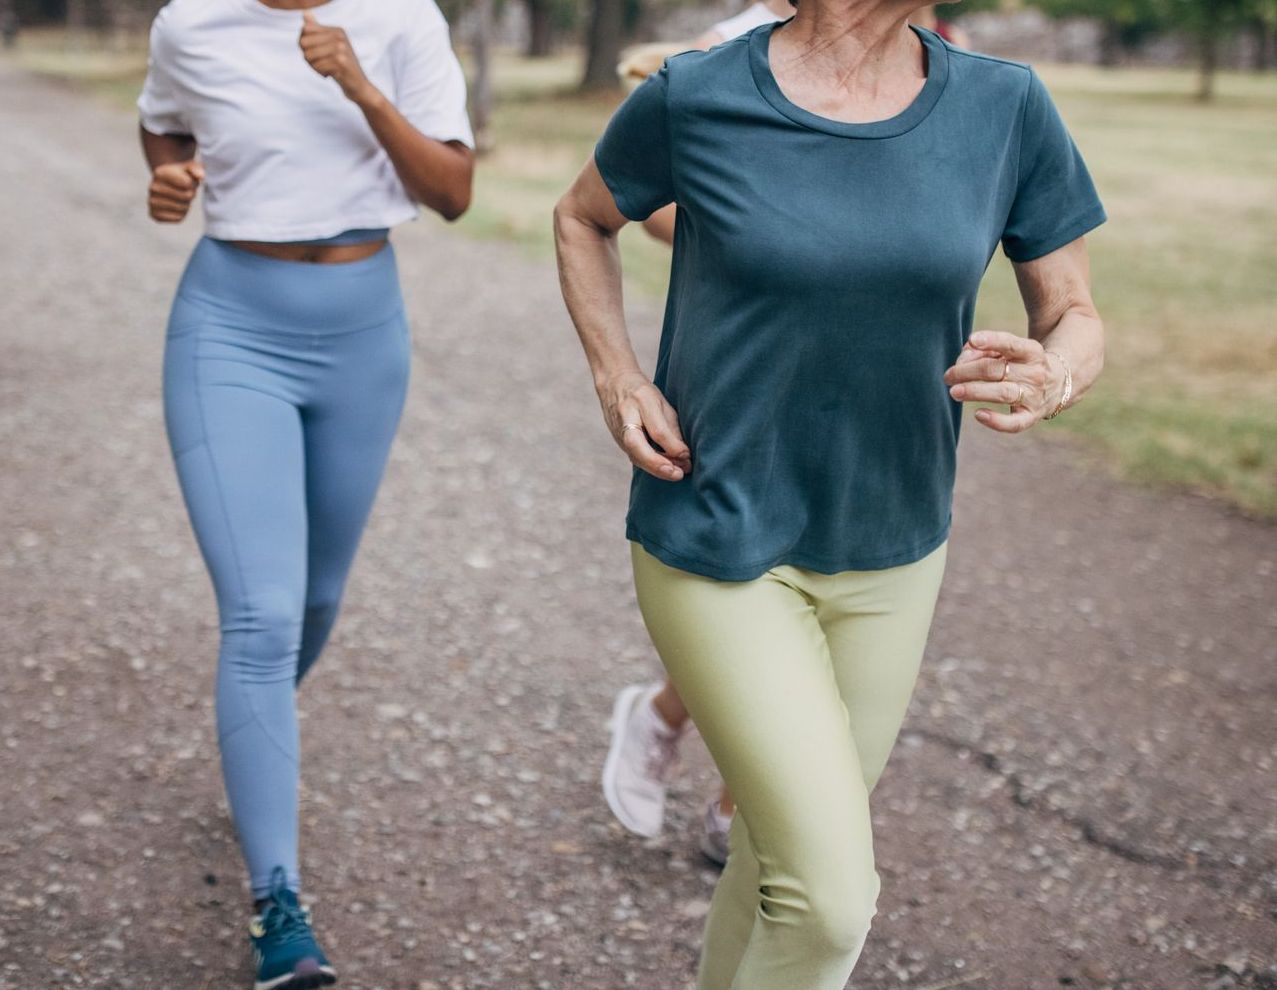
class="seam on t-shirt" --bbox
[946,45,1032,73]
[593,150,647,222]
[1005,204,1107,263]
[744,29,951,141]
[664,57,679,211]
[1012,68,1037,195]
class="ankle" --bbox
[649,693,689,734]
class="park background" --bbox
[0,0,1274,988]
[3,0,1276,517]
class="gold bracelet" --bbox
[1044,351,1072,420]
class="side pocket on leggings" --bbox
[162,324,207,459]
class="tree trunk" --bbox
[1098,18,1121,67]
[0,0,18,48]
[471,0,495,153]
[581,0,624,91]
[1197,2,1220,101]
[1254,16,1275,71]
[102,0,131,50]
[64,0,87,49]
[525,0,553,57]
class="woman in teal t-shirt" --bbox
[554,0,1106,985]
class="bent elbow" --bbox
[552,195,589,246]
[552,197,570,242]
[441,189,471,223]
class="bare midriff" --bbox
[228,239,387,264]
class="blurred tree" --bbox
[524,0,577,56]
[63,0,85,46]
[1166,0,1254,98]
[1030,0,1169,65]
[1,0,17,47]
[1254,0,1277,69]
[943,0,1004,13]
[472,0,495,148]
[1029,0,1263,95]
[525,0,555,55]
[581,0,624,88]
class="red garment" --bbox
[934,20,959,43]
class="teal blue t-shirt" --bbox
[595,24,1105,581]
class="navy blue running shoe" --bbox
[248,868,337,990]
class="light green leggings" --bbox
[631,541,949,990]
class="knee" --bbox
[294,588,343,685]
[303,585,342,631]
[762,865,879,957]
[220,585,304,677]
[803,870,879,955]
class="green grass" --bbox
[972,63,1277,516]
[456,54,677,297]
[9,32,1276,516]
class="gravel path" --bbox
[1,62,1274,990]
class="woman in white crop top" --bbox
[139,2,472,987]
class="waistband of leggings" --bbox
[175,236,404,334]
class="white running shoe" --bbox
[700,799,732,867]
[602,683,684,837]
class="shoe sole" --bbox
[601,684,661,838]
[254,962,337,990]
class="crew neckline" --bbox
[242,0,354,18]
[749,22,949,139]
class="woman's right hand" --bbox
[597,371,692,482]
[148,160,204,223]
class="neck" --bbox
[780,1,923,80]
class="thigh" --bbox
[301,315,410,594]
[630,544,873,881]
[164,318,307,618]
[814,542,949,792]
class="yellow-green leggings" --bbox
[631,541,949,990]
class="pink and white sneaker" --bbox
[700,799,733,867]
[602,683,684,837]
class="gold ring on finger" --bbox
[1014,384,1026,406]
[1000,360,1011,382]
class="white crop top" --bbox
[138,0,474,242]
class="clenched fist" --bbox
[299,11,376,104]
[148,160,204,224]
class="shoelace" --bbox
[259,899,313,946]
[643,731,680,782]
[257,869,313,947]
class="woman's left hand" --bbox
[299,12,376,105]
[943,330,1063,434]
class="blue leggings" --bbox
[163,237,410,898]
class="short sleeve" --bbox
[393,0,475,149]
[137,7,190,136]
[594,66,674,222]
[1001,70,1106,263]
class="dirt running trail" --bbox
[1,62,1274,990]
